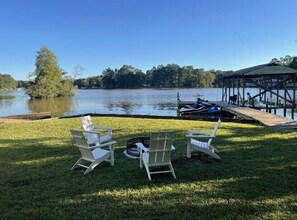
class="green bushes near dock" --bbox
[0,117,296,219]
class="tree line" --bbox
[74,64,231,89]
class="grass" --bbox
[0,117,296,219]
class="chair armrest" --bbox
[88,141,116,151]
[186,134,215,139]
[136,143,149,152]
[74,129,101,135]
[98,141,117,148]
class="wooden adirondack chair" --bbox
[80,115,113,146]
[136,131,176,180]
[70,129,116,175]
[186,119,221,159]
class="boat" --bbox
[179,98,221,115]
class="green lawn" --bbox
[0,117,296,219]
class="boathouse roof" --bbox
[223,62,297,78]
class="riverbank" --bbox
[0,111,260,126]
[0,112,51,124]
[0,118,28,124]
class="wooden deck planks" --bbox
[214,102,297,128]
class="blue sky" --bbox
[1,0,297,80]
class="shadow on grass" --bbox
[0,124,296,219]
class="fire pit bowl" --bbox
[124,137,150,159]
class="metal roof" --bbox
[223,63,297,78]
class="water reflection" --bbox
[0,95,15,108]
[105,102,114,111]
[153,101,177,110]
[28,96,73,117]
[0,95,15,99]
[105,101,141,114]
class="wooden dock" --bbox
[214,102,297,128]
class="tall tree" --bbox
[101,68,117,88]
[117,65,145,88]
[149,64,181,87]
[26,46,73,98]
[181,66,196,87]
[196,70,216,88]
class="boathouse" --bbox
[220,62,297,119]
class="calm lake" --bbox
[0,88,296,119]
[0,88,222,117]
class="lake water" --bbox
[0,88,296,119]
[0,88,222,117]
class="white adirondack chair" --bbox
[70,129,116,175]
[136,131,176,180]
[186,119,221,159]
[80,115,113,146]
[70,129,117,150]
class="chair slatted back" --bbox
[80,115,94,131]
[148,131,174,165]
[70,130,94,160]
[208,119,221,146]
[80,116,101,144]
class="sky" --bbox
[1,0,297,80]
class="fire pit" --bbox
[124,137,150,159]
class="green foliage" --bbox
[196,70,216,88]
[0,74,17,90]
[116,65,145,88]
[149,64,181,87]
[74,64,232,89]
[148,64,219,88]
[0,117,296,219]
[101,65,145,89]
[74,76,102,89]
[101,68,116,88]
[26,46,73,98]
